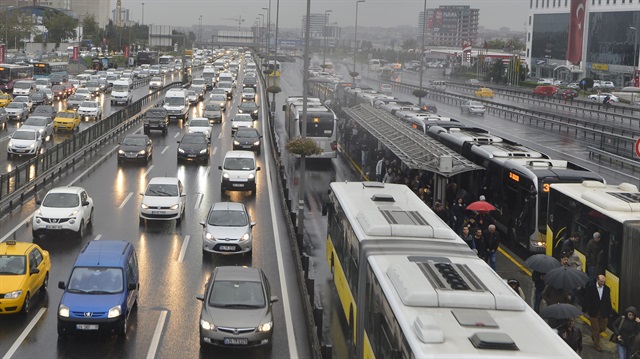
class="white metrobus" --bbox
[324,181,579,359]
[282,96,338,159]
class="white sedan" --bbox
[187,117,213,141]
[77,101,103,120]
[32,186,94,239]
[7,128,43,158]
[139,177,186,225]
[588,93,619,103]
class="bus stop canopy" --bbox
[343,105,482,178]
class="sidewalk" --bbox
[496,245,617,358]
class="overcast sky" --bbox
[120,0,528,32]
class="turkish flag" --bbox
[567,0,586,64]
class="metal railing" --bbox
[0,81,181,214]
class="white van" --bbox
[13,80,37,96]
[218,72,234,85]
[218,150,260,195]
[110,80,133,105]
[431,80,446,91]
[163,89,189,121]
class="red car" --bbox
[51,85,67,100]
[62,82,75,97]
[532,85,558,98]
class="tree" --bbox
[82,14,100,44]
[286,138,322,157]
[44,10,78,48]
[412,89,429,106]
[402,38,417,51]
[486,60,505,83]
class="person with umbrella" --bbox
[526,254,561,313]
[557,317,583,356]
[612,306,640,359]
[582,274,613,352]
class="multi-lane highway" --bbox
[0,62,310,359]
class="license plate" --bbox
[46,225,62,229]
[232,183,244,187]
[76,324,99,330]
[152,211,164,214]
[242,145,251,149]
[220,245,236,251]
[224,338,248,345]
[126,153,137,158]
[188,155,197,158]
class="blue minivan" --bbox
[57,240,139,337]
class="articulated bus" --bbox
[324,181,579,359]
[266,60,281,77]
[0,63,34,93]
[282,96,337,159]
[427,126,604,253]
[547,181,640,314]
[32,61,69,79]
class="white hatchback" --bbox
[187,117,213,141]
[139,177,186,224]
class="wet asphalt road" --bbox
[0,66,310,359]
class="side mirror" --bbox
[58,281,66,289]
[177,141,181,143]
[30,267,40,275]
[282,105,286,111]
[256,167,261,171]
[128,282,137,291]
[196,294,204,301]
[139,192,144,196]
[270,296,279,303]
[218,166,222,170]
[199,221,206,228]
[181,193,186,197]
[35,199,42,205]
[82,200,90,206]
[250,222,256,228]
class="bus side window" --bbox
[607,234,622,277]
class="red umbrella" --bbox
[466,201,496,212]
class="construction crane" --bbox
[115,0,123,28]
[222,16,245,31]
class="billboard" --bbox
[149,25,173,48]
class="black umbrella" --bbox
[526,254,561,273]
[540,303,583,319]
[544,266,589,290]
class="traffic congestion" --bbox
[1,8,639,359]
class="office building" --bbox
[418,5,479,47]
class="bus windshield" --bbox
[306,114,334,137]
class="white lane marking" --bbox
[94,234,102,241]
[146,310,168,359]
[212,147,217,156]
[119,192,133,209]
[69,145,119,186]
[178,235,190,263]
[194,193,203,209]
[173,132,180,139]
[0,216,33,243]
[217,132,222,140]
[2,308,46,359]
[203,166,211,178]
[262,99,298,357]
[143,164,154,177]
[160,146,169,155]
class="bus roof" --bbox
[329,182,460,242]
[551,181,640,222]
[369,253,580,358]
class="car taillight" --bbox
[331,142,337,151]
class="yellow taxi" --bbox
[0,93,12,107]
[474,87,495,98]
[0,240,50,315]
[54,110,81,131]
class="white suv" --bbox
[32,187,94,239]
[139,177,186,225]
[218,151,260,195]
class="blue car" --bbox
[57,240,139,337]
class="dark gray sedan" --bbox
[117,134,153,163]
[197,266,278,349]
[177,133,209,163]
[232,128,262,155]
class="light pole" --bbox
[198,15,203,43]
[323,10,332,66]
[141,3,144,25]
[259,13,265,53]
[262,7,269,54]
[4,6,14,46]
[418,0,427,106]
[631,26,639,87]
[353,0,365,77]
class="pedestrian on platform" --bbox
[450,197,466,234]
[532,270,545,313]
[483,224,499,271]
[612,306,640,359]
[473,228,485,260]
[375,156,386,182]
[557,317,583,356]
[460,226,476,253]
[582,274,613,352]
[434,201,451,226]
[508,279,526,301]
[586,232,603,282]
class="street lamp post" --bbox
[323,10,332,66]
[198,15,203,44]
[631,26,639,87]
[353,0,365,77]
[262,7,269,54]
[418,0,427,106]
[141,3,144,25]
[259,13,265,53]
[5,6,14,46]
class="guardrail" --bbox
[367,76,640,162]
[0,81,182,216]
[587,146,640,174]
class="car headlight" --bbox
[253,141,261,146]
[108,305,122,318]
[199,149,207,154]
[248,173,255,180]
[222,172,229,179]
[233,140,240,145]
[138,150,146,155]
[200,319,215,331]
[58,304,70,317]
[170,204,179,210]
[258,321,272,332]
[241,233,250,241]
[118,149,125,154]
[141,203,149,209]
[7,141,13,147]
[205,232,214,240]
[4,290,23,299]
[252,110,258,114]
[178,148,185,153]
